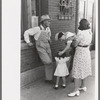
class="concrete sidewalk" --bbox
[21,51,95,100]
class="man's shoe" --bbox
[45,80,54,84]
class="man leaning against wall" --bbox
[24,15,54,83]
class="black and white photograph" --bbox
[21,0,97,100]
[2,0,98,100]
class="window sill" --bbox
[21,40,35,50]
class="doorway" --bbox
[78,0,95,48]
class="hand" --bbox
[59,51,64,56]
[27,42,33,46]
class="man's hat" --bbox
[40,15,51,22]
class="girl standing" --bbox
[54,51,70,89]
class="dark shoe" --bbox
[45,80,54,84]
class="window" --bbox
[21,0,48,40]
[21,0,37,40]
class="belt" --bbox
[78,45,89,47]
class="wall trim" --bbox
[21,40,35,50]
[21,65,45,87]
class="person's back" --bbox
[77,29,92,46]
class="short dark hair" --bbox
[78,19,90,30]
[56,50,66,58]
[58,32,64,39]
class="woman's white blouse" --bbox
[76,29,92,46]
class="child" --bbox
[55,31,77,73]
[55,31,77,56]
[53,51,70,89]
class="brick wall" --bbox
[49,0,77,58]
[21,0,77,73]
[21,41,43,73]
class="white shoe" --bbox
[68,90,80,97]
[78,87,87,92]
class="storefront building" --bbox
[21,0,95,86]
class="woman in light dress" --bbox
[68,19,92,97]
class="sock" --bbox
[62,84,66,86]
[55,85,58,87]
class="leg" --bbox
[78,78,87,91]
[67,56,74,82]
[80,78,86,88]
[67,78,80,97]
[53,76,60,89]
[62,76,66,88]
[36,46,53,80]
[44,63,53,80]
[55,76,60,86]
[69,55,74,73]
[73,78,80,92]
[62,76,66,85]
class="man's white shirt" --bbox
[24,25,51,43]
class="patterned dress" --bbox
[72,29,92,79]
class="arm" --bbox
[55,57,65,64]
[59,42,71,55]
[64,57,70,62]
[55,57,59,62]
[66,35,77,41]
[24,27,40,44]
[63,42,71,52]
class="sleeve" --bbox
[76,31,83,42]
[55,57,60,62]
[67,40,72,43]
[24,27,40,43]
[64,57,70,62]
